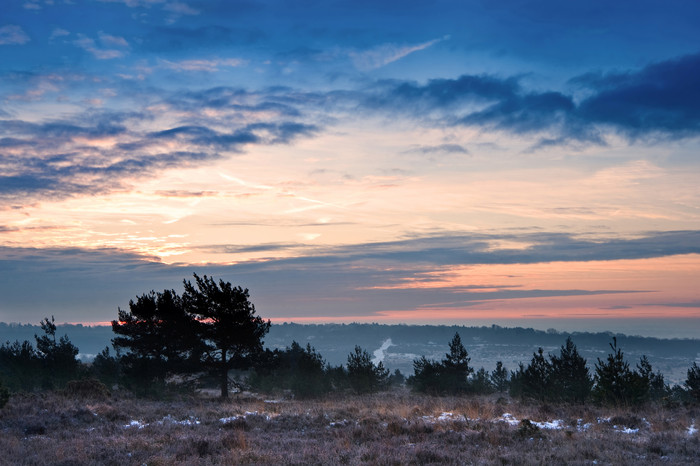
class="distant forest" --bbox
[1,321,698,383]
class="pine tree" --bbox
[183,273,270,398]
[35,316,80,388]
[441,332,472,393]
[471,367,494,394]
[522,347,552,401]
[550,337,592,403]
[685,362,700,402]
[490,361,509,393]
[346,346,389,394]
[593,337,646,405]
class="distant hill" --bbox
[2,322,698,384]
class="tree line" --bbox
[2,274,700,407]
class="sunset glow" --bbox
[1,1,700,336]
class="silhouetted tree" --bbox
[183,273,270,398]
[441,332,473,393]
[90,347,121,387]
[35,316,80,388]
[250,341,330,398]
[471,367,493,394]
[112,289,198,388]
[410,332,473,394]
[593,337,652,406]
[491,361,509,393]
[409,356,443,393]
[521,347,552,401]
[0,340,40,391]
[685,362,700,402]
[346,346,389,394]
[550,337,592,403]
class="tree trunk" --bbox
[220,349,228,399]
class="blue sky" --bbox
[1,0,700,336]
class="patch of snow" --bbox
[264,399,283,404]
[687,422,697,436]
[437,412,466,422]
[614,426,639,434]
[499,413,519,426]
[157,415,200,426]
[533,419,564,430]
[219,411,274,424]
[328,419,350,428]
[124,420,147,429]
[219,415,243,424]
[372,338,395,365]
[577,419,593,432]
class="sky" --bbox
[1,0,700,337]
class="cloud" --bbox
[159,58,246,72]
[74,35,127,59]
[0,85,319,202]
[350,36,447,71]
[49,28,70,41]
[98,32,129,48]
[404,144,469,155]
[357,51,700,143]
[4,229,691,322]
[573,52,700,138]
[0,25,30,45]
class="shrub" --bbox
[63,378,110,399]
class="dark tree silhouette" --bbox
[410,332,473,394]
[442,332,473,393]
[112,289,198,386]
[35,316,80,388]
[550,337,593,403]
[685,362,700,402]
[521,347,552,401]
[183,273,270,398]
[346,346,389,394]
[471,367,494,394]
[593,337,653,406]
[410,356,443,393]
[490,361,509,393]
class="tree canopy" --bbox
[112,274,270,398]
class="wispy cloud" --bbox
[159,58,246,72]
[0,25,30,45]
[74,34,128,59]
[350,36,448,71]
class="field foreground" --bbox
[1,390,699,465]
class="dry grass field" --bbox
[1,388,698,465]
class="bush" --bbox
[63,378,111,399]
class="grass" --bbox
[0,388,698,465]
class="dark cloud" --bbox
[359,52,700,144]
[574,52,700,138]
[2,230,696,322]
[0,87,319,202]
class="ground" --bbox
[0,389,698,465]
